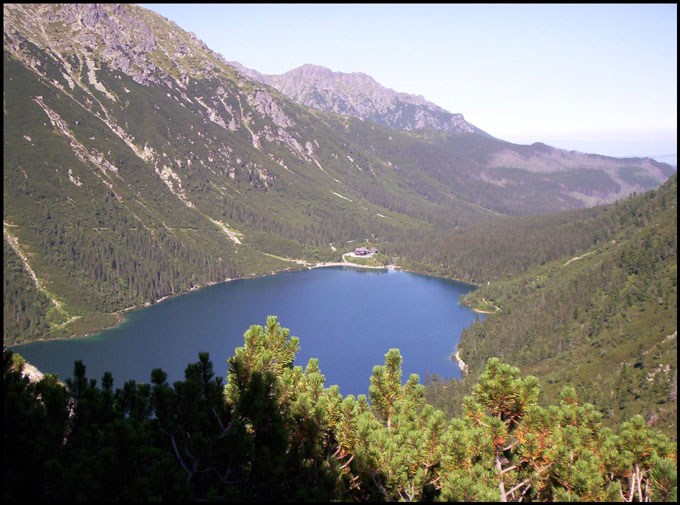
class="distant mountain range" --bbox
[227,62,490,136]
[228,62,678,169]
[648,153,677,167]
[225,60,675,206]
[3,3,676,343]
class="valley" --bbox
[3,0,675,428]
[2,3,676,501]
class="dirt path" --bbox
[4,222,64,311]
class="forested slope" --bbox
[424,175,677,437]
[382,175,675,286]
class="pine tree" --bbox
[3,320,677,502]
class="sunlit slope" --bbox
[457,175,677,436]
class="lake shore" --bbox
[11,250,485,354]
[454,350,468,377]
[310,261,400,270]
[471,307,495,314]
[11,248,488,348]
[9,257,402,346]
[9,261,480,393]
[13,264,479,395]
[466,297,500,315]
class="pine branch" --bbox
[635,464,644,502]
[518,482,531,501]
[496,454,508,502]
[339,453,354,470]
[372,473,393,502]
[160,427,193,482]
[218,416,236,440]
[505,478,530,499]
[627,471,636,502]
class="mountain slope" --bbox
[452,175,677,436]
[3,3,675,344]
[228,62,489,135]
[230,61,674,210]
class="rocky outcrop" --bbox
[20,361,45,383]
[4,4,159,85]
[229,62,488,135]
[2,3,238,90]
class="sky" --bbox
[141,3,677,160]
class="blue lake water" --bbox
[11,267,482,397]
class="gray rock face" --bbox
[4,4,162,86]
[229,62,488,135]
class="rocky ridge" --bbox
[228,62,487,135]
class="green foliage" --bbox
[10,351,26,372]
[4,321,677,501]
[224,315,300,405]
[342,251,391,267]
[2,349,187,502]
[439,175,677,436]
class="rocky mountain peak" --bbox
[227,61,487,135]
[3,3,237,89]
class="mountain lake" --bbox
[11,267,483,397]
